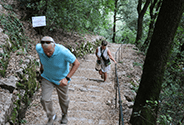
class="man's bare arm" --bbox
[67,59,80,78]
[59,59,80,87]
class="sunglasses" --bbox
[41,41,51,44]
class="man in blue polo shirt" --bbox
[36,36,80,125]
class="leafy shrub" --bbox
[158,48,184,125]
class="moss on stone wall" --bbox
[10,60,40,124]
[0,7,40,124]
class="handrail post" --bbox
[115,64,118,108]
[119,100,122,125]
[115,55,118,108]
[115,41,125,125]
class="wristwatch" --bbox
[65,76,71,81]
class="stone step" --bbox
[70,76,104,82]
[69,88,112,97]
[78,67,97,72]
[82,54,97,61]
[68,83,113,91]
[69,78,113,86]
[69,77,115,92]
[73,65,116,78]
[52,86,114,100]
[69,93,108,102]
[70,76,105,84]
[108,45,120,51]
[108,43,121,47]
[68,110,101,118]
[69,84,104,91]
[23,117,119,125]
[74,68,102,78]
[67,117,118,125]
[68,100,110,111]
[78,61,97,69]
[78,61,116,70]
[67,110,119,125]
[69,78,114,88]
[51,90,115,106]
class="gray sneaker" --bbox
[61,114,68,124]
[46,114,57,125]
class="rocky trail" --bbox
[0,3,144,122]
[0,1,144,124]
[22,43,144,125]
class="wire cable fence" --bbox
[114,41,125,125]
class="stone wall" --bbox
[0,3,39,123]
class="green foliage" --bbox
[0,58,9,77]
[20,119,27,124]
[157,38,184,124]
[0,45,10,77]
[10,108,18,123]
[18,0,112,34]
[18,0,138,44]
[95,0,138,43]
[115,0,137,43]
[0,4,40,124]
[117,0,138,30]
[0,11,31,77]
[120,28,136,44]
[133,62,143,67]
[11,59,39,124]
[68,39,101,58]
[133,100,158,124]
[158,81,183,124]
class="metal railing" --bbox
[115,42,124,125]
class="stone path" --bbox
[22,43,128,125]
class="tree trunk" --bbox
[136,14,143,45]
[130,0,184,125]
[141,0,162,53]
[112,0,118,43]
[135,0,151,46]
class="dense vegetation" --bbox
[0,0,183,124]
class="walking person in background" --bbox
[36,36,80,125]
[95,40,117,82]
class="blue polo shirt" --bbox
[36,43,76,85]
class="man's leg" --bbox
[40,78,55,119]
[55,84,69,124]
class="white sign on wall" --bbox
[32,16,46,27]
